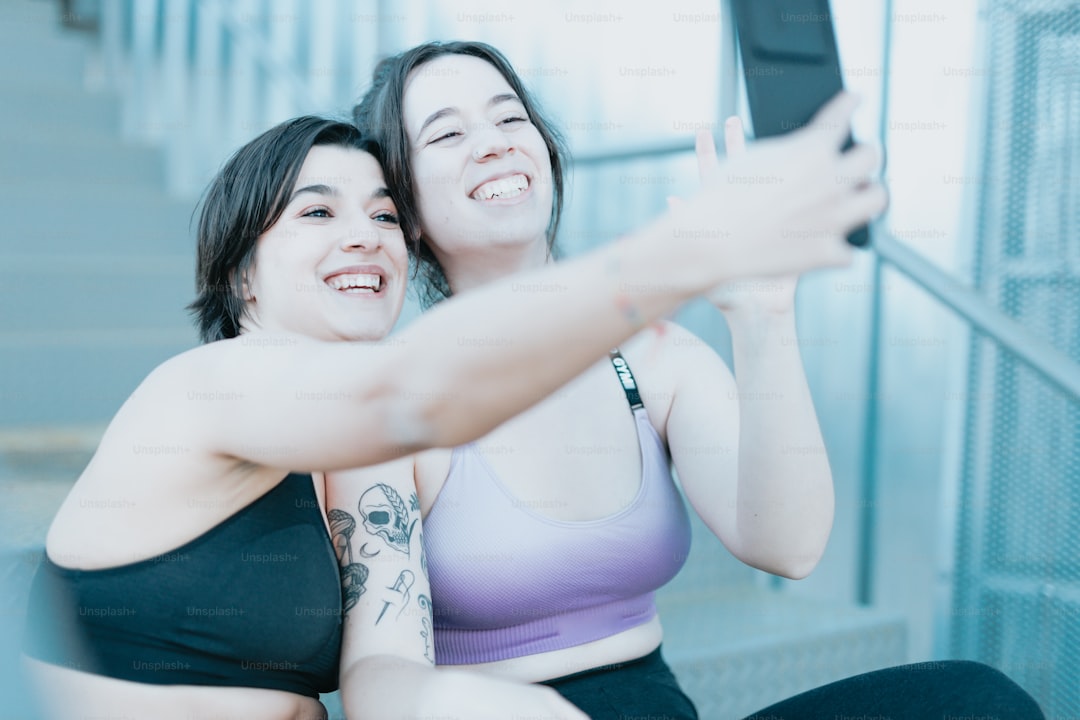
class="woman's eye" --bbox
[302,207,331,218]
[373,211,399,225]
[430,131,461,144]
[500,115,527,125]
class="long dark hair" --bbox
[353,41,570,308]
[188,116,377,342]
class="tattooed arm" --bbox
[329,457,439,720]
[329,460,587,720]
[329,457,432,667]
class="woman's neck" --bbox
[439,237,552,295]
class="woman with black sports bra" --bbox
[339,41,1044,719]
[21,101,884,718]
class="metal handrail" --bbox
[572,149,1080,404]
[874,232,1080,401]
[572,139,697,167]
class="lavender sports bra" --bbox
[423,350,692,664]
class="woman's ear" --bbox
[241,271,255,302]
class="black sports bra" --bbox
[23,473,342,698]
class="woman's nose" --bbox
[343,222,382,252]
[470,124,513,161]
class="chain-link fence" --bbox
[951,2,1080,717]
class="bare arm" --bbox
[139,93,880,474]
[338,654,587,720]
[330,461,587,720]
[662,115,868,578]
[665,315,833,579]
[329,459,437,719]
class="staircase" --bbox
[0,2,197,716]
[0,0,199,430]
[657,511,907,718]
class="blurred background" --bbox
[1,0,1077,717]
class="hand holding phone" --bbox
[731,0,872,246]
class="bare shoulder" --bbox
[620,321,728,380]
[94,344,215,442]
[123,341,231,407]
[619,322,735,437]
[85,340,258,479]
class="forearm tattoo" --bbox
[357,483,418,557]
[418,530,428,575]
[328,508,369,613]
[375,570,415,625]
[333,483,430,641]
[418,594,434,663]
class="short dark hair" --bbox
[353,41,570,308]
[188,116,377,343]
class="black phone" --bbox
[730,0,870,247]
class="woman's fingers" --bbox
[724,116,747,159]
[835,182,889,234]
[673,94,885,279]
[806,91,859,150]
[695,128,720,183]
[834,142,881,189]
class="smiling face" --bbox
[244,146,407,342]
[403,54,555,258]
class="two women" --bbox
[23,75,873,719]
[339,40,1041,719]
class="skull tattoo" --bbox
[358,483,417,556]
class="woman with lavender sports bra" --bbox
[331,41,1042,719]
[425,349,692,667]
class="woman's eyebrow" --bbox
[488,92,521,107]
[415,93,524,141]
[290,185,392,203]
[289,184,337,203]
[417,107,458,140]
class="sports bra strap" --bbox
[608,349,644,411]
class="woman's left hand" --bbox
[686,117,799,315]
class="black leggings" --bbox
[541,649,1043,720]
[744,660,1045,720]
[540,646,699,719]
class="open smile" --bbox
[470,173,530,201]
[323,267,387,296]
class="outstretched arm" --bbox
[135,93,880,476]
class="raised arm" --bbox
[664,312,834,579]
[665,113,880,578]
[144,92,881,474]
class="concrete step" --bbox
[2,132,165,186]
[1,334,196,426]
[0,183,195,254]
[0,263,194,333]
[0,83,123,137]
[0,30,93,93]
[658,587,908,718]
[3,0,70,40]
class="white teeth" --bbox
[472,174,528,201]
[327,273,381,292]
